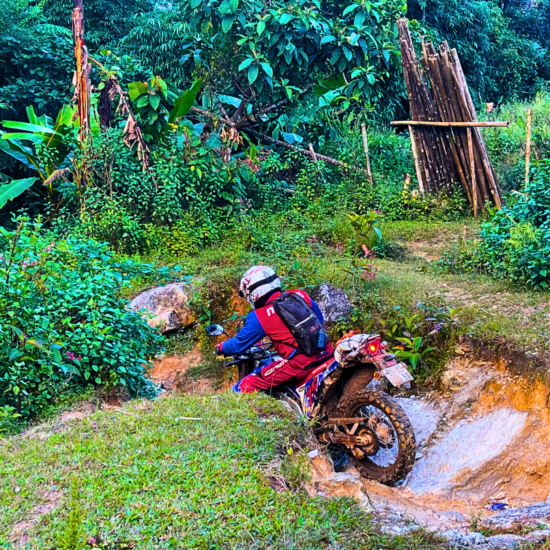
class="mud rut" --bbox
[150,343,550,545]
[335,345,550,544]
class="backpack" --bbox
[273,292,329,356]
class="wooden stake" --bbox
[409,125,425,195]
[525,108,532,186]
[361,123,374,186]
[467,127,477,218]
[308,143,318,163]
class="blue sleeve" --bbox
[311,300,324,324]
[221,311,266,356]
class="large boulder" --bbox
[310,283,351,325]
[130,283,194,333]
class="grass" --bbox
[1,393,446,550]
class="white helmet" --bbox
[239,266,281,307]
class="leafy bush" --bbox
[439,160,550,288]
[0,217,166,424]
[484,93,550,193]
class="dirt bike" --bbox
[206,325,417,486]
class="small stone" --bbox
[14,486,21,494]
[486,534,527,548]
[307,449,319,459]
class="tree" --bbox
[122,0,407,139]
[407,0,549,102]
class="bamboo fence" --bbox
[394,19,504,213]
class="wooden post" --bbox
[361,123,374,186]
[408,125,425,195]
[467,127,477,218]
[525,108,532,186]
[308,143,318,163]
[72,0,91,142]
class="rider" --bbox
[215,266,335,393]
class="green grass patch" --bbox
[1,393,445,549]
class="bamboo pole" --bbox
[361,124,374,186]
[409,126,425,194]
[467,128,477,218]
[72,0,91,142]
[391,121,509,128]
[525,108,532,186]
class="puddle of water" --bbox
[408,408,528,496]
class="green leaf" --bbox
[0,178,37,210]
[279,13,294,24]
[257,20,266,36]
[149,94,161,110]
[128,81,148,102]
[281,132,303,144]
[136,95,149,109]
[218,94,242,108]
[26,105,39,125]
[343,4,360,15]
[238,58,254,71]
[230,0,239,13]
[221,14,235,32]
[320,35,336,44]
[2,121,56,134]
[413,337,423,352]
[169,78,202,123]
[158,79,168,100]
[354,11,366,27]
[13,386,20,395]
[260,62,273,78]
[9,349,23,361]
[26,339,45,350]
[190,0,201,7]
[248,64,259,84]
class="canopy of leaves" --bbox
[407,0,550,101]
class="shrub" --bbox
[440,159,550,288]
[0,217,166,423]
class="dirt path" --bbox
[334,347,550,546]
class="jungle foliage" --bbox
[2,0,550,430]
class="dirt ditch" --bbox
[333,346,550,546]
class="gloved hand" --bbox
[214,343,224,356]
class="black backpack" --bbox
[273,292,329,356]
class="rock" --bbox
[441,529,486,548]
[310,284,351,325]
[130,283,194,333]
[482,502,550,533]
[314,473,373,511]
[305,451,372,511]
[485,534,527,548]
[526,529,550,541]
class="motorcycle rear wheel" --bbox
[335,389,416,486]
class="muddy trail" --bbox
[149,340,550,547]
[340,345,550,546]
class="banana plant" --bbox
[0,105,94,210]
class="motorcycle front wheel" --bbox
[335,389,416,486]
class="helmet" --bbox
[239,266,281,307]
